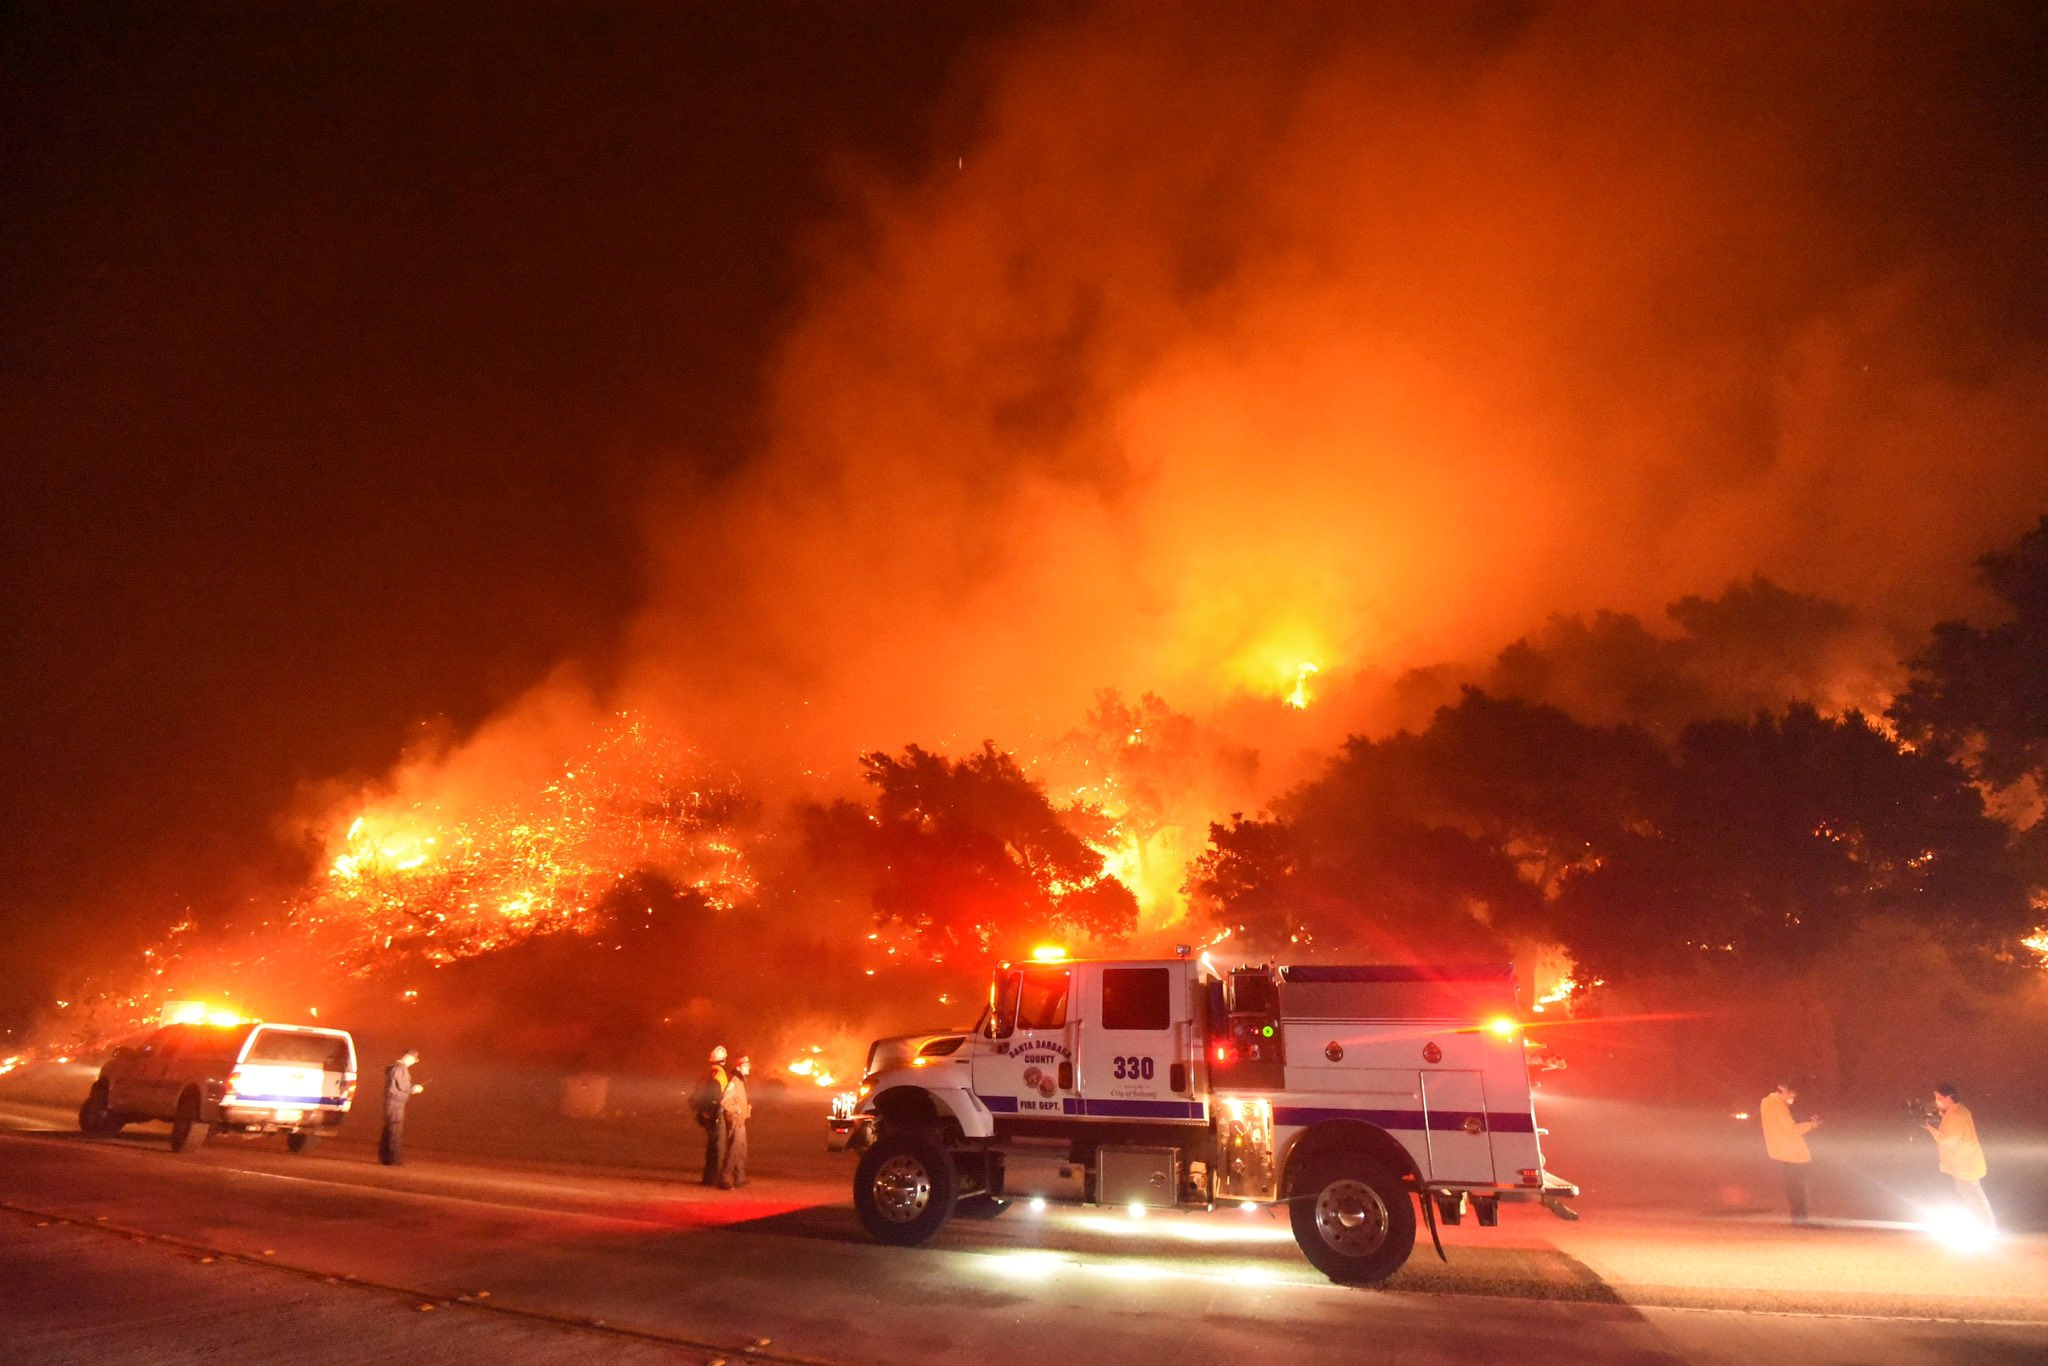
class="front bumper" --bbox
[827,1113,875,1152]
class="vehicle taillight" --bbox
[1519,1168,1541,1186]
[1213,1043,1234,1066]
[341,1080,357,1103]
[224,1067,246,1099]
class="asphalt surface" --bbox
[3,1073,2047,1365]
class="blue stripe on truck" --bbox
[989,1096,1204,1119]
[1273,1105,1535,1133]
[991,1097,1533,1129]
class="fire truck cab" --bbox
[829,954,1577,1283]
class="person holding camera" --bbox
[1760,1080,1820,1226]
[1925,1082,1994,1228]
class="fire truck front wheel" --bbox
[853,1130,958,1246]
[1289,1152,1416,1284]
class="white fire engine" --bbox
[829,952,1578,1282]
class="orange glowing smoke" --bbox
[613,4,2048,813]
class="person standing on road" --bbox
[693,1045,730,1186]
[719,1055,753,1189]
[381,1049,423,1166]
[1925,1082,1994,1228]
[1760,1080,1819,1225]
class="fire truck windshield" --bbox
[988,967,1071,1038]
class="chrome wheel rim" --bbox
[873,1154,933,1223]
[1314,1179,1390,1256]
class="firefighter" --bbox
[1759,1080,1819,1225]
[1925,1082,1994,1227]
[380,1049,423,1166]
[694,1045,730,1186]
[718,1054,753,1189]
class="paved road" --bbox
[3,1102,2045,1366]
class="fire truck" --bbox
[828,953,1578,1282]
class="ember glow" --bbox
[302,715,756,968]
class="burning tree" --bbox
[801,741,1138,958]
[1045,688,1259,925]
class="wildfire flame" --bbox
[786,1045,838,1088]
[50,714,763,1042]
[1531,974,1601,1013]
[1284,661,1320,710]
[301,716,756,969]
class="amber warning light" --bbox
[161,1000,249,1028]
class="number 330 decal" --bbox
[1110,1055,1156,1081]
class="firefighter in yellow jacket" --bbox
[1760,1080,1820,1225]
[1925,1082,1993,1228]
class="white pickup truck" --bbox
[830,954,1577,1282]
[80,1021,358,1153]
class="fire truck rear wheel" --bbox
[169,1092,210,1153]
[1289,1152,1416,1284]
[853,1129,957,1246]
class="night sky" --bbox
[2,2,1026,1025]
[5,2,2046,1036]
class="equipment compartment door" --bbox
[1419,1070,1496,1183]
[1074,963,1202,1122]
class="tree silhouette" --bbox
[1891,514,2048,789]
[1554,705,2033,977]
[1188,689,2035,979]
[801,741,1137,956]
